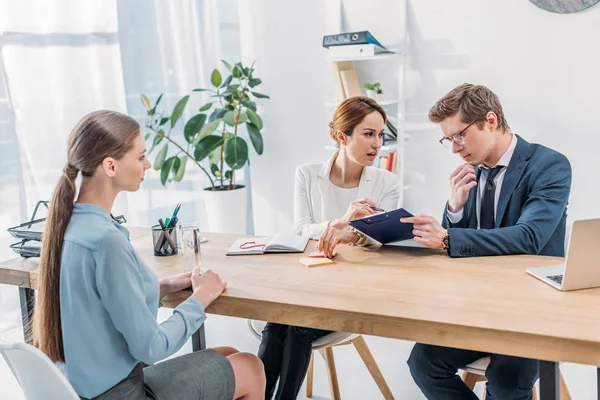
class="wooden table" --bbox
[2,228,600,400]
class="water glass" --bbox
[177,221,202,273]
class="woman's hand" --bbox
[191,268,227,309]
[330,198,376,229]
[159,272,192,299]
[317,226,359,258]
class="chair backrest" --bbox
[247,320,358,350]
[0,340,79,400]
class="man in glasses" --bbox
[404,83,571,400]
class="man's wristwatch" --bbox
[442,231,450,252]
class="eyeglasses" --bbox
[439,120,478,149]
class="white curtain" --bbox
[0,0,231,339]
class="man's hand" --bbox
[401,214,448,249]
[448,164,477,213]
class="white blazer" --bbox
[292,155,400,239]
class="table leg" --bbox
[19,287,34,344]
[192,324,206,352]
[538,360,558,400]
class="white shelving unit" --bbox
[324,30,423,206]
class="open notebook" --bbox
[226,233,309,256]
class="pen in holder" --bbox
[152,224,178,256]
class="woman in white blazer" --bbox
[257,97,400,400]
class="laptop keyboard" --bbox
[547,274,563,285]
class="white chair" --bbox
[0,340,79,400]
[248,320,394,400]
[461,356,571,400]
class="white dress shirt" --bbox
[292,154,400,239]
[447,134,518,228]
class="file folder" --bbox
[349,207,415,245]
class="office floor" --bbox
[0,288,597,399]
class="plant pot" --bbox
[366,89,377,99]
[203,185,247,234]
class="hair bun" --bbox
[328,121,337,141]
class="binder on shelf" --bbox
[331,61,355,101]
[339,69,361,98]
[323,31,387,50]
[327,44,392,59]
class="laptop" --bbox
[527,218,600,291]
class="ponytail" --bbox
[32,164,79,362]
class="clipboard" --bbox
[349,207,414,244]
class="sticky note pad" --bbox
[308,250,337,258]
[299,257,334,267]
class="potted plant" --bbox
[364,82,383,100]
[141,60,269,233]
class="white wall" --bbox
[402,0,600,221]
[247,0,600,235]
[240,0,340,235]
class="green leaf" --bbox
[209,148,221,166]
[223,132,235,140]
[198,118,223,142]
[251,91,270,99]
[220,75,233,88]
[141,94,152,111]
[199,103,212,112]
[224,111,236,126]
[243,67,250,77]
[154,144,168,170]
[160,157,175,186]
[172,157,181,178]
[174,156,187,182]
[192,88,211,92]
[195,135,225,161]
[184,114,207,144]
[154,93,163,108]
[224,137,248,170]
[144,132,151,141]
[241,100,257,111]
[211,69,222,87]
[210,163,222,177]
[247,123,264,155]
[224,170,232,180]
[170,95,189,128]
[159,117,170,126]
[245,109,263,130]
[238,112,247,123]
[209,108,227,122]
[232,66,242,78]
[248,78,262,88]
[152,133,164,146]
[222,60,234,72]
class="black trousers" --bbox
[408,343,539,400]
[257,322,331,400]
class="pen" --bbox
[158,218,176,252]
[165,203,182,228]
[369,205,385,212]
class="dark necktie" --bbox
[480,167,503,229]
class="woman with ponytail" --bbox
[258,97,400,400]
[33,110,265,399]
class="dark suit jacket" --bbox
[442,135,571,258]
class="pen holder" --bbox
[151,225,178,256]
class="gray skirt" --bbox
[84,349,236,400]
